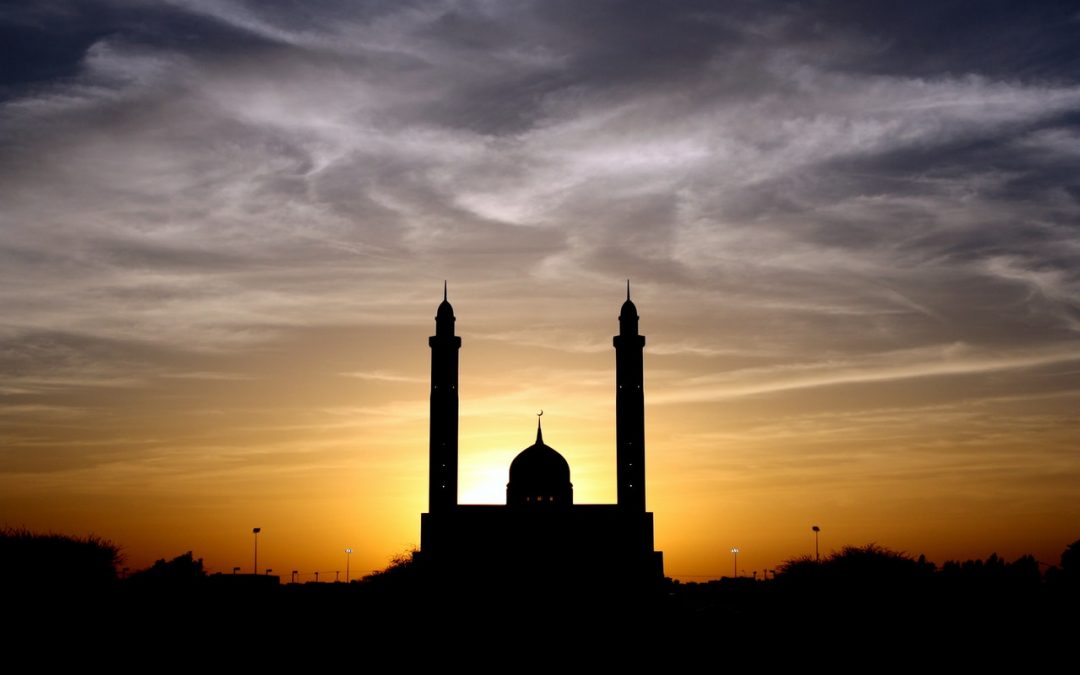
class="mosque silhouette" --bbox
[418,284,663,588]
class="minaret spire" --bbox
[627,279,630,301]
[444,280,448,302]
[536,410,544,444]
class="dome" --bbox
[509,441,570,488]
[434,282,456,337]
[506,422,573,506]
[436,298,454,319]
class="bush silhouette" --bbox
[776,543,925,582]
[362,548,418,585]
[0,527,121,596]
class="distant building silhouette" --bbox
[419,284,663,589]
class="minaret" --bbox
[614,281,646,511]
[429,282,461,512]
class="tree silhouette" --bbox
[1049,538,1080,596]
[126,551,207,589]
[772,542,934,627]
[1061,539,1080,577]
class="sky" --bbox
[1,0,1078,581]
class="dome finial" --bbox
[536,410,544,444]
[627,279,631,301]
[444,280,448,302]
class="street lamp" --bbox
[345,548,353,583]
[252,527,261,574]
[232,566,240,575]
[812,525,821,562]
[291,570,298,584]
[731,547,740,578]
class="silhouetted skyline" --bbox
[1,2,1079,578]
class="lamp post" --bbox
[291,570,298,584]
[232,566,240,575]
[252,527,261,574]
[812,525,821,562]
[314,571,319,583]
[731,547,740,578]
[345,548,353,583]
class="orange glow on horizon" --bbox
[3,286,1078,581]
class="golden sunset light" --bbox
[2,1,1078,589]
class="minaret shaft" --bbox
[429,293,461,512]
[614,288,646,512]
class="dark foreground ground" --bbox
[10,572,1078,666]
[5,536,1078,664]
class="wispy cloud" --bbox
[652,343,1080,404]
[159,371,255,381]
[339,370,424,383]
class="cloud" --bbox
[0,1,1076,383]
[158,370,255,381]
[339,370,424,383]
[0,1,1076,412]
[651,342,1080,404]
